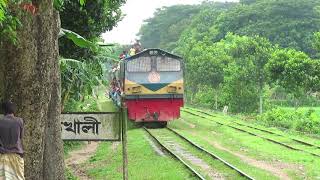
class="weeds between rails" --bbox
[143,127,206,180]
[182,108,320,158]
[144,127,254,180]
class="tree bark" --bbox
[214,90,218,110]
[0,44,4,102]
[259,76,264,114]
[1,1,65,179]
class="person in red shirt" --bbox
[0,101,24,180]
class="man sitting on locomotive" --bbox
[133,39,142,53]
[119,50,128,60]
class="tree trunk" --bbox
[259,77,264,114]
[259,93,263,114]
[215,90,218,110]
[1,1,65,179]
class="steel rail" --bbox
[184,107,320,149]
[143,127,206,180]
[182,109,320,158]
[167,127,255,180]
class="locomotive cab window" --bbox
[156,57,181,71]
[127,57,151,72]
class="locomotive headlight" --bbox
[167,86,177,93]
[132,86,142,93]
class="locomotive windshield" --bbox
[126,56,151,72]
[156,56,180,71]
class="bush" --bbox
[64,141,83,156]
[257,108,320,134]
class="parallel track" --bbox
[182,108,320,158]
[185,107,320,149]
[144,127,254,180]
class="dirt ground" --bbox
[66,142,99,180]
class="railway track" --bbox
[144,127,254,180]
[182,108,320,158]
[184,107,320,149]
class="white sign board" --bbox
[61,112,121,141]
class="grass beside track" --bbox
[183,108,320,156]
[85,128,195,179]
[173,108,320,179]
[280,107,320,117]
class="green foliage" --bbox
[0,0,6,22]
[308,59,320,92]
[0,1,21,44]
[60,58,103,108]
[213,0,320,57]
[138,4,202,51]
[60,28,96,50]
[53,0,64,10]
[65,168,78,180]
[79,0,86,6]
[60,45,121,109]
[314,32,320,51]
[139,0,320,113]
[59,0,125,58]
[63,141,83,155]
[193,86,216,107]
[185,34,273,113]
[258,108,320,134]
[58,1,125,108]
[266,48,312,97]
[240,0,258,4]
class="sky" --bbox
[102,0,238,45]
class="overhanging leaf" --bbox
[79,0,86,6]
[59,28,95,49]
[53,0,64,10]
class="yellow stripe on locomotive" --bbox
[124,79,184,95]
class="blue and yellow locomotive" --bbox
[111,48,184,126]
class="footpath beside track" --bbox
[144,127,254,180]
[182,108,320,158]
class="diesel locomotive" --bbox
[110,48,184,126]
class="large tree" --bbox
[266,48,313,106]
[213,0,320,57]
[59,0,125,59]
[0,1,64,179]
[138,4,203,51]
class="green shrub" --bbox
[257,107,320,134]
[65,168,78,180]
[64,141,83,156]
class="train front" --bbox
[123,49,184,124]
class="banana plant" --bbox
[60,58,104,110]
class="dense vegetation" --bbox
[139,0,320,134]
[0,0,126,178]
[58,0,125,110]
[139,0,320,112]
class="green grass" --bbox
[96,85,119,112]
[186,108,320,154]
[64,141,84,158]
[279,106,320,117]
[150,128,248,179]
[171,109,320,179]
[65,168,79,180]
[85,128,194,179]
